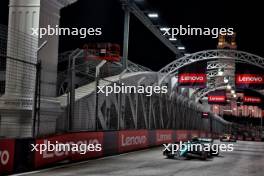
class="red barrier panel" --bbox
[34,132,103,168]
[237,135,243,140]
[200,131,206,138]
[189,130,200,138]
[207,133,212,138]
[245,137,252,141]
[118,130,148,153]
[175,130,189,142]
[0,139,15,175]
[254,137,262,142]
[155,130,174,145]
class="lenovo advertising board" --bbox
[175,130,189,142]
[235,63,264,89]
[208,90,227,104]
[178,61,207,87]
[242,91,262,106]
[155,130,174,145]
[118,130,149,153]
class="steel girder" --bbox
[158,49,264,84]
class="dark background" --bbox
[0,0,263,71]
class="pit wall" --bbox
[1,129,223,175]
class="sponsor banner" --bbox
[178,61,207,87]
[118,130,148,153]
[155,130,174,145]
[236,74,264,84]
[208,95,226,103]
[235,63,264,89]
[178,73,206,84]
[34,132,103,168]
[243,96,261,103]
[0,139,15,175]
[254,137,261,141]
[208,90,226,104]
[200,131,206,138]
[207,133,212,138]
[245,137,252,141]
[175,130,189,142]
[237,135,243,140]
[189,130,200,138]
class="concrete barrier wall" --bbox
[4,129,255,175]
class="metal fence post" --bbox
[68,50,82,131]
[95,60,107,131]
[32,41,47,138]
[117,69,127,130]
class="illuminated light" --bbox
[231,90,235,94]
[233,94,237,98]
[160,27,169,31]
[178,46,185,50]
[224,77,229,83]
[226,84,231,89]
[169,37,177,41]
[148,13,159,18]
[218,69,224,76]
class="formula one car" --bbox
[163,137,219,160]
[220,134,237,142]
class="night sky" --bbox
[1,0,263,71]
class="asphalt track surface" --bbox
[14,141,264,176]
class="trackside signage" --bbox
[175,130,189,142]
[243,96,262,103]
[0,139,15,175]
[208,95,226,103]
[118,130,148,153]
[235,63,264,89]
[208,90,226,104]
[236,74,264,84]
[190,130,200,138]
[155,130,173,145]
[178,61,207,87]
[178,74,206,83]
[34,132,103,168]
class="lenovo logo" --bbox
[179,74,206,83]
[121,135,147,146]
[208,96,226,102]
[244,96,261,103]
[236,74,264,84]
